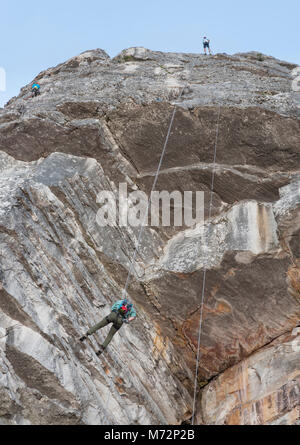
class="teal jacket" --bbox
[111,299,136,321]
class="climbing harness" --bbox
[191,104,221,425]
[122,57,197,299]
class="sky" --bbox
[0,0,299,107]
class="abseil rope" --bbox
[120,57,221,425]
[191,104,221,425]
[122,57,197,298]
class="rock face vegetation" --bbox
[0,47,299,425]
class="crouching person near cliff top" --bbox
[79,299,136,355]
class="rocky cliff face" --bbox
[0,47,299,425]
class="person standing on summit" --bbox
[203,37,212,55]
[79,298,136,355]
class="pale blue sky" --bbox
[1,0,299,107]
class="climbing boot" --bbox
[96,346,105,356]
[79,334,88,342]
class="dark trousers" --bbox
[32,89,40,97]
[87,311,123,349]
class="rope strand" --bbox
[122,58,197,297]
[192,104,221,425]
[120,59,222,426]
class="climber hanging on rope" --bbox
[79,298,136,355]
[203,37,212,55]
